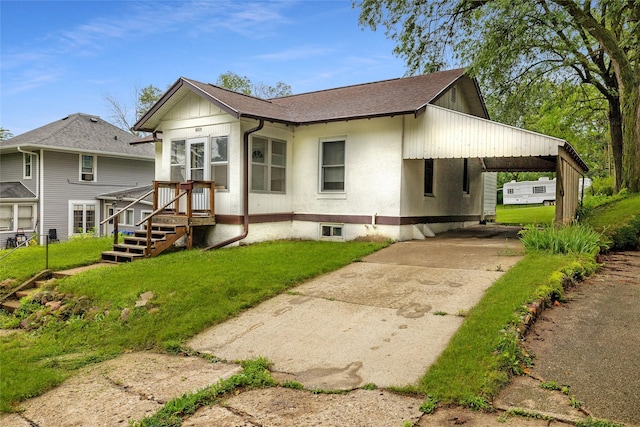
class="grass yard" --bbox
[496,204,555,226]
[0,239,387,412]
[419,251,594,405]
[582,192,640,231]
[0,237,112,284]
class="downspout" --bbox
[17,147,42,238]
[204,119,264,250]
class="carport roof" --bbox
[405,105,588,173]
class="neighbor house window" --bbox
[462,158,470,194]
[171,140,186,181]
[80,154,96,182]
[0,204,35,231]
[118,209,134,226]
[251,136,286,193]
[23,153,32,179]
[321,139,345,191]
[210,136,228,190]
[424,159,434,195]
[71,201,96,234]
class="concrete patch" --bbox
[206,388,423,426]
[15,352,241,427]
[495,375,585,423]
[297,262,504,314]
[188,294,464,389]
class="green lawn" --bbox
[496,204,555,225]
[0,239,387,412]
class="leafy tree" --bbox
[216,71,292,98]
[357,0,640,192]
[0,127,14,141]
[104,84,163,136]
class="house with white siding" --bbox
[0,113,154,248]
[123,68,587,256]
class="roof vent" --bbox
[90,117,98,122]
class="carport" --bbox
[405,105,590,223]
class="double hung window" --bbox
[321,139,345,191]
[210,136,228,190]
[251,136,286,193]
[171,140,186,181]
[80,154,96,182]
[23,154,32,179]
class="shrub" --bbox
[519,224,606,255]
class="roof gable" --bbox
[134,68,481,132]
[1,113,154,159]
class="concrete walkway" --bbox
[188,224,524,389]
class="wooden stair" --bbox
[0,270,53,313]
[101,224,187,263]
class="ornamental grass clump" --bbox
[518,224,605,255]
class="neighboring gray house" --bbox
[0,113,154,247]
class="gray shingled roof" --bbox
[0,182,36,199]
[1,113,153,159]
[135,69,475,132]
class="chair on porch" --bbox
[48,229,59,243]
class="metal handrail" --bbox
[99,188,155,225]
[135,190,188,226]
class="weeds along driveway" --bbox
[188,224,524,390]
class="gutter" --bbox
[203,119,264,250]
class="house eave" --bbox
[0,144,154,160]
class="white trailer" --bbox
[503,177,591,206]
[503,177,557,206]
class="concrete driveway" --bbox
[188,224,523,390]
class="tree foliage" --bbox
[216,71,292,98]
[357,0,640,192]
[104,84,163,136]
[0,128,14,141]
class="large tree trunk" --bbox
[608,97,624,192]
[621,84,640,192]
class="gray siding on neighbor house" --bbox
[0,152,38,194]
[41,150,154,239]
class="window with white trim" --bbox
[0,204,35,231]
[320,224,344,241]
[321,139,345,192]
[80,154,96,182]
[71,201,96,234]
[23,153,32,179]
[118,209,134,226]
[251,136,286,193]
[210,136,228,190]
[507,188,514,194]
[171,140,186,181]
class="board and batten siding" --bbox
[404,105,564,160]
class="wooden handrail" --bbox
[100,188,155,225]
[135,190,188,227]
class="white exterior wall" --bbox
[292,117,404,218]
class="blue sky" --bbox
[1,0,414,136]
